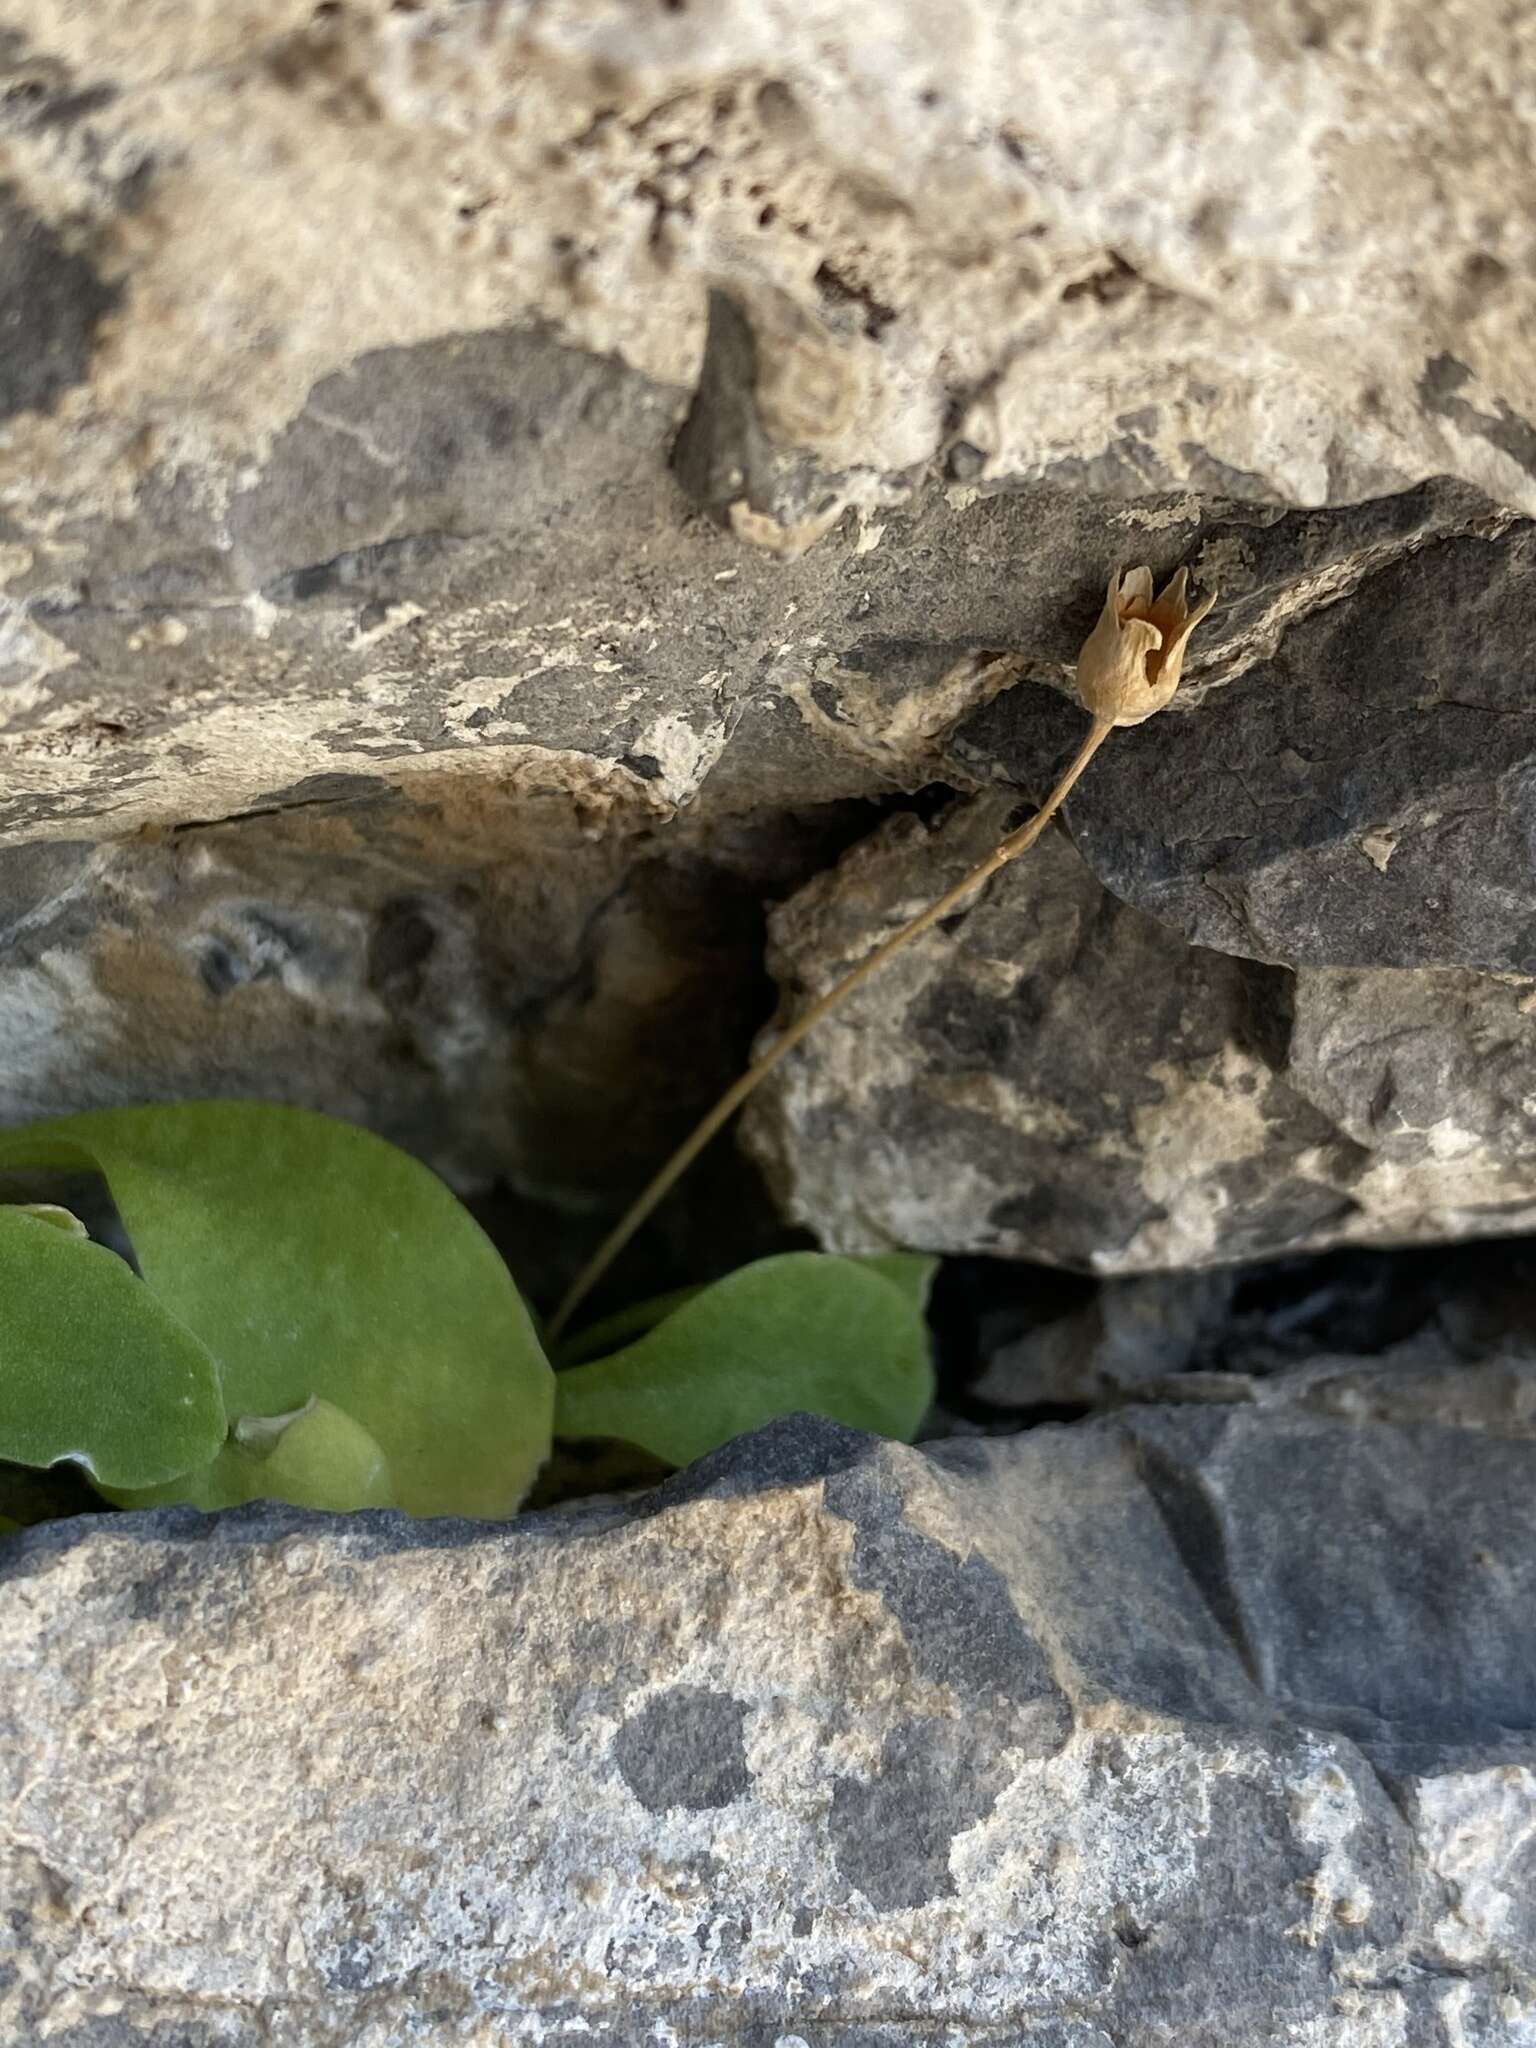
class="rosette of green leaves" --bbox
[0,1105,552,1516]
[0,1105,935,1524]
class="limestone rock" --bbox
[4,447,1519,1232]
[3,336,1500,854]
[960,1268,1243,1417]
[952,515,1536,972]
[951,1234,1536,1423]
[5,0,1536,541]
[0,784,876,1287]
[3,1406,1535,2044]
[5,0,1536,843]
[743,792,1536,1270]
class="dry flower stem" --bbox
[547,714,1115,1344]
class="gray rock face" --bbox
[745,792,1536,1270]
[3,1402,1535,2044]
[953,1233,1536,1422]
[953,515,1536,972]
[5,21,1536,2040]
[3,332,1499,854]
[1,274,1513,848]
[0,782,884,1299]
[0,183,120,420]
[0,2,1533,1238]
[9,441,1524,1248]
[4,0,1536,845]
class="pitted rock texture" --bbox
[4,0,1536,538]
[4,0,1536,841]
[744,792,1536,1271]
[3,1407,1536,2045]
[952,515,1536,972]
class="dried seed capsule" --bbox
[1075,564,1215,726]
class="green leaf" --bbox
[0,1207,226,1487]
[0,1516,18,1536]
[854,1252,939,1317]
[16,1203,89,1238]
[556,1256,936,1369]
[553,1251,936,1465]
[120,1398,396,1513]
[0,1106,555,1518]
[553,1281,709,1367]
[232,1399,394,1511]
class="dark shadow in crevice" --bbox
[1126,1422,1266,1693]
[0,1168,137,1271]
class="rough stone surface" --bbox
[0,779,871,1224]
[943,1235,1536,1426]
[2,2,1536,1251]
[3,1405,1535,2044]
[9,464,1526,1237]
[953,514,1536,972]
[4,0,1536,543]
[3,351,1505,851]
[745,791,1536,1271]
[7,18,1536,2035]
[961,1268,1244,1417]
[4,0,1536,841]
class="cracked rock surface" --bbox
[5,0,1536,1245]
[5,7,1536,2037]
[5,0,1536,840]
[0,782,871,1235]
[3,1404,1535,2045]
[7,474,1536,1266]
[745,791,1536,1270]
[952,511,1536,973]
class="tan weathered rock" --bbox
[5,0,1536,521]
[3,1406,1535,2044]
[3,0,1536,842]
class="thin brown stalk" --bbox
[546,714,1114,1345]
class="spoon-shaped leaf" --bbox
[553,1251,936,1465]
[0,1105,555,1518]
[0,1207,226,1487]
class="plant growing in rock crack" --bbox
[546,562,1214,1341]
[0,1105,934,1520]
[0,564,1210,1525]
